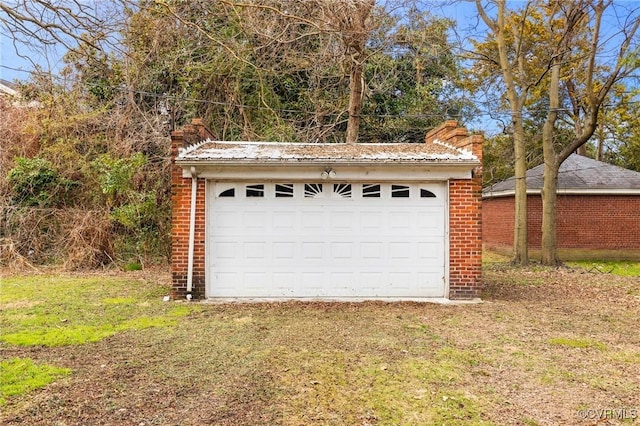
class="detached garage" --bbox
[170,120,483,301]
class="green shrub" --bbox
[7,157,77,207]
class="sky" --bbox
[0,0,120,82]
[0,37,62,82]
[0,34,29,82]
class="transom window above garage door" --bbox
[215,183,442,200]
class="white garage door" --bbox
[206,182,447,299]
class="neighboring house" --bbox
[0,79,19,98]
[170,119,483,301]
[0,79,40,108]
[483,154,640,259]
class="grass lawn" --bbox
[1,263,639,425]
[566,260,640,277]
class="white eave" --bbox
[483,188,640,198]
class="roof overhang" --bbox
[177,141,480,181]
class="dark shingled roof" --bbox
[484,154,640,196]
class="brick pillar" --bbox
[170,119,216,299]
[448,177,483,299]
[427,121,484,299]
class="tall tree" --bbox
[125,0,468,143]
[538,0,640,265]
[318,0,375,143]
[363,6,473,143]
[598,87,640,171]
[472,0,550,265]
[471,0,640,265]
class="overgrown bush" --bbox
[1,92,172,269]
[7,157,78,208]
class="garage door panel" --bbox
[301,272,324,293]
[388,272,412,289]
[301,211,325,230]
[417,214,445,233]
[417,273,445,297]
[328,272,356,296]
[330,211,355,230]
[418,242,444,260]
[208,182,446,299]
[243,211,267,230]
[360,211,383,230]
[215,272,238,292]
[273,212,297,230]
[360,242,383,259]
[273,273,295,295]
[361,272,383,293]
[330,242,353,259]
[213,211,240,234]
[244,272,266,289]
[243,242,268,260]
[388,211,413,230]
[389,241,412,259]
[273,242,296,260]
[301,242,325,261]
[213,241,236,259]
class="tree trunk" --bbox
[341,0,373,144]
[491,0,529,265]
[512,117,529,265]
[540,159,560,265]
[596,129,604,160]
[540,61,561,265]
[346,61,363,144]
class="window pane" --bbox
[246,184,264,197]
[391,185,410,198]
[420,189,436,198]
[304,183,323,198]
[333,183,351,198]
[362,184,381,198]
[219,188,235,197]
[275,184,294,198]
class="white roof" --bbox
[177,140,478,165]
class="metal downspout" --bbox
[186,167,198,300]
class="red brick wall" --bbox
[170,120,215,299]
[483,194,640,250]
[481,196,514,248]
[449,178,483,299]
